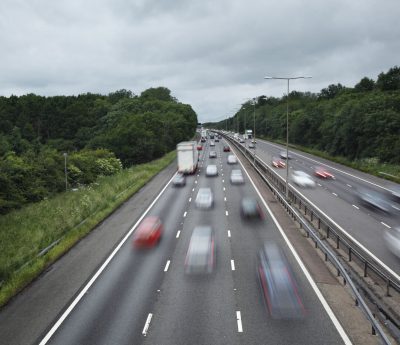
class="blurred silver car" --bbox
[248,143,255,149]
[206,165,218,176]
[357,188,392,213]
[227,155,237,164]
[210,141,215,147]
[209,150,217,158]
[185,226,215,274]
[280,151,292,160]
[230,169,244,184]
[384,227,400,258]
[172,173,186,187]
[292,171,316,188]
[195,188,214,209]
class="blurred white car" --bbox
[195,188,213,209]
[230,169,244,184]
[292,171,316,188]
[206,164,218,176]
[210,141,215,147]
[227,155,237,164]
[384,227,400,258]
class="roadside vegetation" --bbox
[208,66,400,180]
[0,151,176,307]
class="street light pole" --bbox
[63,152,68,192]
[264,75,312,200]
[253,97,256,163]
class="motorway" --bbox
[31,138,349,345]
[234,137,400,278]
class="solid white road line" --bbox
[231,260,235,271]
[352,205,359,210]
[236,155,352,345]
[142,313,153,336]
[176,230,181,238]
[236,311,243,332]
[38,171,178,345]
[164,260,171,272]
[381,222,391,229]
[227,230,231,238]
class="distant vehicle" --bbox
[218,135,222,139]
[223,145,230,152]
[239,138,245,143]
[133,216,163,248]
[248,142,255,149]
[240,197,263,219]
[172,173,186,187]
[357,188,392,213]
[209,133,215,139]
[230,169,244,184]
[206,164,218,176]
[388,185,400,204]
[280,151,292,160]
[314,166,335,179]
[292,171,316,188]
[195,188,214,209]
[272,157,286,168]
[227,155,237,164]
[177,141,199,174]
[244,129,253,140]
[215,137,219,142]
[209,151,217,158]
[197,145,203,151]
[201,137,206,143]
[210,141,215,147]
[185,226,215,274]
[257,242,305,319]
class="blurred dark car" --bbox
[133,216,163,248]
[201,137,206,143]
[272,157,286,168]
[185,226,215,274]
[215,138,219,142]
[357,187,392,213]
[388,185,400,204]
[240,197,263,219]
[223,145,230,152]
[279,151,292,160]
[257,242,305,319]
[172,173,186,187]
[209,150,217,158]
[314,166,334,179]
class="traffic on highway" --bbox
[37,134,350,345]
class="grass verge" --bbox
[0,151,176,307]
[258,136,400,184]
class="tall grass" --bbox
[0,151,176,306]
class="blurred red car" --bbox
[314,166,334,179]
[197,145,203,151]
[133,216,163,248]
[272,157,286,168]
[223,146,230,152]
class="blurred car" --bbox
[209,150,217,158]
[314,166,335,179]
[292,171,316,188]
[133,216,163,248]
[227,155,237,164]
[388,185,400,204]
[206,164,218,176]
[257,242,305,319]
[210,141,215,147]
[172,172,186,187]
[248,142,255,149]
[384,227,400,258]
[240,197,263,219]
[201,137,206,143]
[239,138,245,143]
[185,226,215,274]
[223,145,230,152]
[195,187,214,209]
[197,145,203,151]
[230,169,244,184]
[280,151,292,160]
[272,157,286,168]
[357,187,392,213]
[215,137,219,142]
[218,135,222,139]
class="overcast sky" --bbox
[1,0,399,122]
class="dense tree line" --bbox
[209,66,400,164]
[0,87,197,213]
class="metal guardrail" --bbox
[220,132,395,344]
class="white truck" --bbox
[177,141,199,174]
[244,129,253,139]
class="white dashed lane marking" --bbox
[164,260,171,272]
[381,222,391,229]
[236,311,243,333]
[176,230,181,238]
[231,260,235,271]
[142,313,153,336]
[227,230,231,238]
[352,205,359,210]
